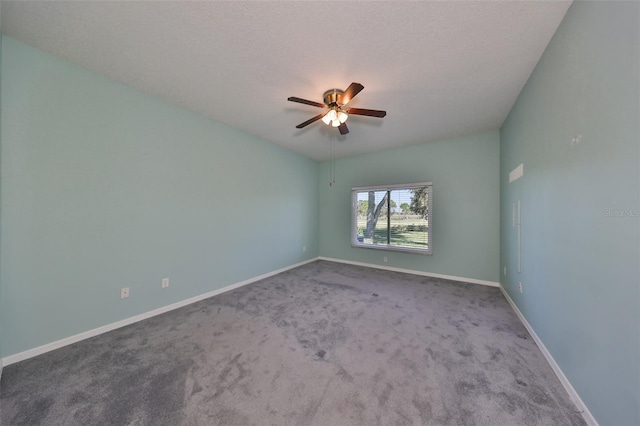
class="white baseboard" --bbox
[0,257,497,367]
[1,258,595,426]
[498,284,598,426]
[318,257,500,287]
[1,258,319,367]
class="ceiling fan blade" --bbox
[341,82,364,105]
[288,97,326,108]
[346,108,387,118]
[296,114,325,129]
[338,123,349,135]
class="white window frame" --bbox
[351,182,433,255]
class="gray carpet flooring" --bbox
[0,260,585,425]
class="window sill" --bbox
[351,242,432,256]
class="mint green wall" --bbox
[2,3,638,422]
[0,37,319,357]
[500,2,639,424]
[0,27,4,366]
[319,132,500,283]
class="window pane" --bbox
[389,187,429,249]
[352,182,432,255]
[355,190,388,246]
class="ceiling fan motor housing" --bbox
[323,89,345,107]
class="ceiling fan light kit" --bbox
[288,82,386,135]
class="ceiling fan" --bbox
[287,82,386,135]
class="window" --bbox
[352,182,432,255]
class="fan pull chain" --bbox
[329,136,332,186]
[329,136,336,186]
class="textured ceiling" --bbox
[1,1,571,161]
